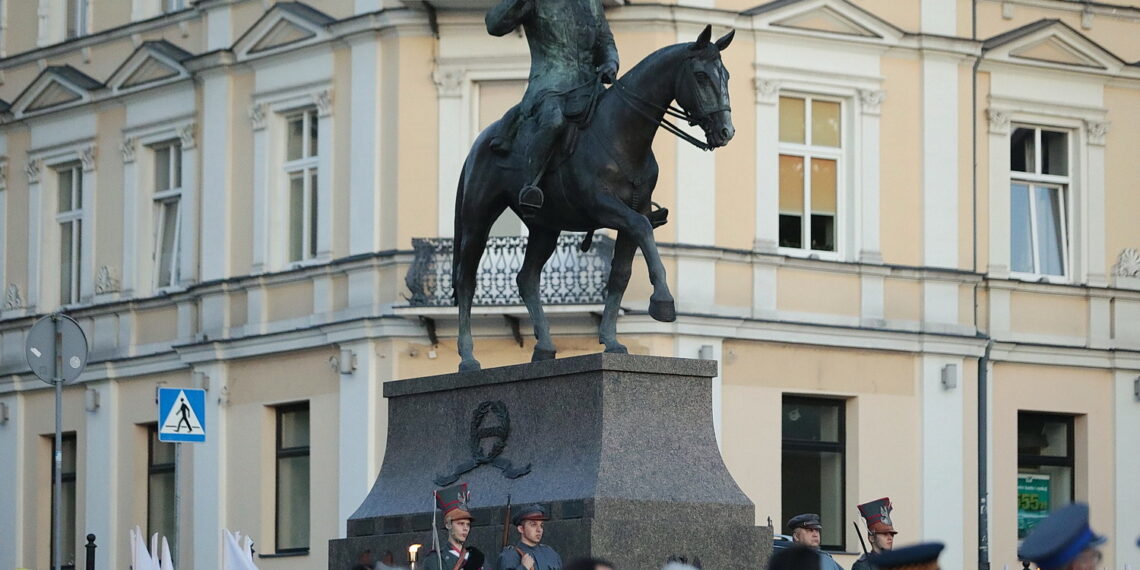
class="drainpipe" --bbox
[970,3,992,570]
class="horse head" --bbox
[676,25,735,149]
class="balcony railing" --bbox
[405,234,614,307]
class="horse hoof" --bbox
[648,299,676,322]
[459,359,482,373]
[604,344,629,354]
[531,347,556,362]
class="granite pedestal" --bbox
[329,353,771,569]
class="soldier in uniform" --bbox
[1018,502,1107,570]
[485,0,620,214]
[499,504,562,570]
[420,484,487,570]
[865,542,944,570]
[852,497,899,570]
[788,513,844,570]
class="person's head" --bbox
[512,504,550,546]
[866,542,944,570]
[444,509,473,544]
[767,545,819,570]
[858,497,898,553]
[787,513,823,548]
[564,557,615,570]
[1018,503,1106,570]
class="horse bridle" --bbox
[611,55,730,152]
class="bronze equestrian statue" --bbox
[453,0,736,372]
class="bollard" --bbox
[85,534,96,570]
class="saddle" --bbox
[490,80,605,157]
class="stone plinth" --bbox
[329,354,771,569]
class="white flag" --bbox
[222,529,261,570]
[160,535,176,570]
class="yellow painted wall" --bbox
[990,363,1115,568]
[975,2,1140,62]
[4,129,31,292]
[135,305,180,343]
[716,33,757,250]
[230,70,256,275]
[716,260,753,309]
[95,105,126,276]
[1104,86,1140,273]
[884,278,921,322]
[267,280,315,322]
[1009,290,1088,339]
[777,268,860,317]
[391,34,440,251]
[878,56,922,267]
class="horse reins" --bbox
[611,77,714,152]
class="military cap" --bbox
[1018,503,1105,569]
[434,483,474,523]
[786,513,823,531]
[866,542,944,569]
[512,504,550,526]
[858,497,897,534]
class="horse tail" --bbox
[452,163,467,304]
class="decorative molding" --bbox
[1114,248,1140,277]
[0,162,7,190]
[432,68,465,98]
[858,89,886,115]
[986,108,1011,135]
[249,103,267,130]
[1085,120,1109,146]
[24,158,41,184]
[80,145,96,172]
[4,283,21,310]
[121,137,137,163]
[95,265,120,295]
[754,78,780,105]
[178,123,196,150]
[314,89,333,117]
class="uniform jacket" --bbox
[498,542,562,570]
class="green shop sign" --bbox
[1018,473,1051,538]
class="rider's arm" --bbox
[486,0,533,36]
[593,5,619,77]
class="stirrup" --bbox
[647,201,669,228]
[519,184,545,212]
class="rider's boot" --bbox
[518,126,560,216]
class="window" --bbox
[284,109,319,263]
[146,425,176,555]
[164,0,185,12]
[56,164,83,305]
[66,0,87,39]
[1017,412,1074,539]
[778,95,841,254]
[782,396,845,550]
[1010,127,1070,278]
[275,403,310,553]
[51,432,78,570]
[153,142,183,289]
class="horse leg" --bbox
[593,196,676,322]
[517,228,560,361]
[599,231,636,353]
[455,226,489,372]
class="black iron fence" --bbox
[405,234,614,307]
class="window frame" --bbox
[781,395,847,552]
[281,107,320,265]
[151,140,184,291]
[1008,125,1073,283]
[776,93,847,261]
[65,0,87,40]
[274,402,311,554]
[55,163,84,306]
[1016,412,1076,539]
[145,424,177,553]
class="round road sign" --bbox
[25,314,89,385]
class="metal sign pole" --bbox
[175,441,181,568]
[53,313,63,570]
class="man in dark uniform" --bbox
[852,497,899,570]
[499,504,562,570]
[866,542,944,570]
[421,484,487,570]
[485,0,620,214]
[1019,502,1107,570]
[788,513,844,570]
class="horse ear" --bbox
[692,25,712,50]
[715,29,735,51]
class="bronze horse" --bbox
[453,26,735,372]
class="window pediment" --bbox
[745,0,902,44]
[108,41,193,94]
[12,66,102,118]
[233,2,334,61]
[983,20,1123,75]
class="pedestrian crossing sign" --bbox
[158,388,206,443]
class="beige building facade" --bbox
[0,0,1139,569]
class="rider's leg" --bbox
[518,99,565,212]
